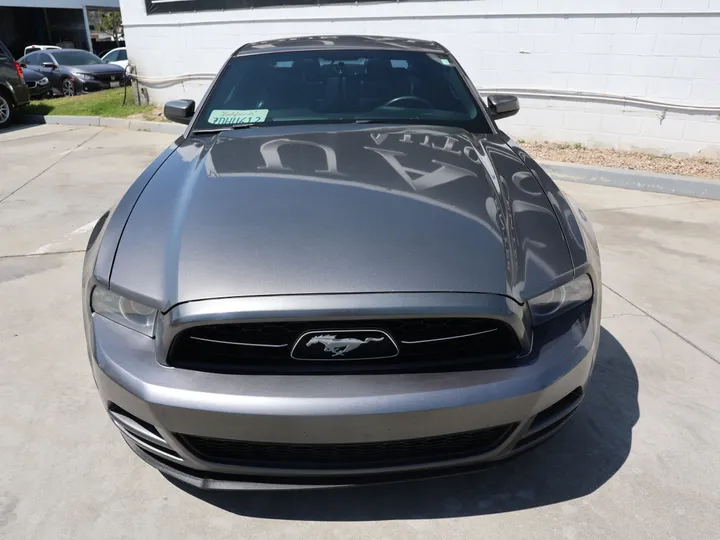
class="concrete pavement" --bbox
[1,125,719,540]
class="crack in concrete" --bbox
[0,250,85,260]
[0,126,85,143]
[603,283,719,366]
[585,199,716,214]
[0,127,105,205]
[601,313,646,320]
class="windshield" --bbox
[194,50,491,133]
[53,50,103,66]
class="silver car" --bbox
[82,36,601,489]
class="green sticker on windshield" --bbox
[208,109,268,125]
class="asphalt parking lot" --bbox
[1,124,719,540]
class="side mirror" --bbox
[164,99,195,125]
[487,94,519,120]
[42,62,57,69]
[20,62,27,68]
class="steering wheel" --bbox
[382,96,434,109]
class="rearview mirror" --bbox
[42,62,57,69]
[164,99,196,125]
[487,94,520,120]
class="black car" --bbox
[19,49,127,97]
[21,67,52,99]
[0,39,31,129]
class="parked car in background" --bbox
[23,45,61,56]
[19,49,127,97]
[21,67,52,99]
[101,47,128,70]
[0,39,30,129]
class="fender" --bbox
[91,142,179,287]
[502,134,590,276]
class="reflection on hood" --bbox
[109,124,574,308]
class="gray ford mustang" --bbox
[82,36,601,489]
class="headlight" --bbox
[528,274,593,326]
[74,72,95,81]
[38,77,48,85]
[91,286,157,337]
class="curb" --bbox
[540,160,720,200]
[18,114,186,135]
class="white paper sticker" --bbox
[208,109,269,125]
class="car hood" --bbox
[67,63,125,74]
[110,124,574,310]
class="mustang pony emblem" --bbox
[306,334,385,357]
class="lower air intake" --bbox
[176,424,517,470]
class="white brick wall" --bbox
[655,34,704,56]
[647,77,693,99]
[120,0,720,157]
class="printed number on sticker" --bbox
[208,109,269,125]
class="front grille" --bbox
[25,81,37,88]
[94,72,123,82]
[177,424,517,469]
[167,318,521,375]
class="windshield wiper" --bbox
[191,123,262,135]
[192,128,230,134]
[352,119,425,124]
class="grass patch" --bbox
[22,88,155,119]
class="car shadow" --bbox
[2,121,48,134]
[22,103,53,115]
[169,327,638,520]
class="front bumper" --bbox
[11,83,31,107]
[77,77,129,93]
[28,82,52,99]
[90,294,600,489]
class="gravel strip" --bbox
[520,141,720,180]
[127,107,168,122]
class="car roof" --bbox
[236,35,447,55]
[23,48,96,61]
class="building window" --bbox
[145,0,414,14]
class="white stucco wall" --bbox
[120,0,720,156]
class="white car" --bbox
[101,47,128,70]
[23,45,61,56]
